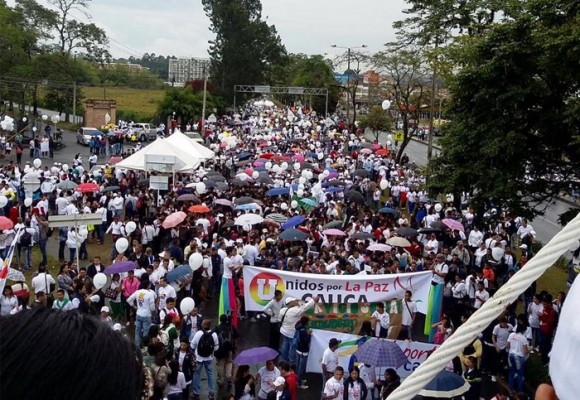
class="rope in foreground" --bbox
[389,213,580,400]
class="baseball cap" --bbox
[285,297,297,305]
[101,306,110,313]
[519,244,528,250]
[329,338,342,347]
[113,323,122,332]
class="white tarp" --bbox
[165,130,216,161]
[115,138,200,172]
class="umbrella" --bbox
[419,370,470,398]
[214,182,229,191]
[281,215,306,230]
[279,229,309,241]
[237,151,252,160]
[165,265,193,283]
[102,185,120,193]
[266,187,290,196]
[350,232,374,240]
[0,216,14,230]
[442,218,465,232]
[177,194,200,203]
[300,162,315,170]
[234,197,257,205]
[7,268,25,282]
[162,211,187,229]
[203,180,219,189]
[353,338,409,367]
[234,214,264,226]
[215,199,234,207]
[57,180,78,190]
[206,174,226,182]
[322,228,346,236]
[367,243,391,252]
[418,227,442,234]
[77,182,100,193]
[379,207,398,215]
[234,347,279,365]
[326,187,344,193]
[300,198,317,207]
[108,156,123,164]
[235,159,253,167]
[231,179,249,187]
[344,190,366,204]
[266,213,288,223]
[395,227,418,237]
[256,175,275,185]
[352,169,370,178]
[322,220,343,229]
[104,261,137,275]
[221,221,235,228]
[386,237,412,247]
[430,220,447,231]
[360,148,373,154]
[327,180,348,187]
[235,203,260,211]
[189,205,210,213]
[375,148,389,156]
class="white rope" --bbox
[389,213,580,400]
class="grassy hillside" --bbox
[82,86,165,122]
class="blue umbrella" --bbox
[290,183,299,191]
[419,370,470,398]
[326,187,343,193]
[166,265,193,283]
[233,347,278,365]
[266,187,290,196]
[235,203,259,211]
[281,215,306,230]
[91,130,104,136]
[379,207,398,215]
[353,338,409,367]
[237,151,252,160]
[279,228,309,241]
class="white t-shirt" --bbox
[157,285,177,309]
[322,348,339,373]
[257,366,281,398]
[508,332,529,357]
[372,310,390,336]
[492,324,514,349]
[528,302,543,328]
[323,377,344,398]
[474,289,489,309]
[166,371,187,395]
[222,256,234,279]
[432,263,448,285]
[126,289,156,317]
[402,300,417,326]
[346,380,363,400]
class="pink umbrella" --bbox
[215,199,234,207]
[323,228,346,236]
[442,218,465,232]
[162,211,187,229]
[253,161,264,167]
[371,143,381,150]
[324,172,339,180]
[259,140,268,147]
[360,148,372,154]
[245,168,254,176]
[368,243,392,252]
[293,154,305,162]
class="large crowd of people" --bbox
[0,104,572,400]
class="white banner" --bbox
[243,266,432,313]
[306,329,438,379]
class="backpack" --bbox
[215,324,233,357]
[153,366,169,389]
[125,200,134,212]
[197,331,215,357]
[20,231,32,247]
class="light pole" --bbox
[331,44,367,130]
[201,64,208,132]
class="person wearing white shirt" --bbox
[126,282,156,347]
[474,282,490,309]
[111,193,124,217]
[55,193,68,215]
[322,362,344,399]
[64,201,78,215]
[157,276,177,310]
[468,226,484,250]
[195,217,210,234]
[358,364,376,400]
[401,290,417,340]
[256,361,281,400]
[263,290,284,349]
[506,324,530,393]
[36,195,49,215]
[105,218,123,239]
[424,234,439,256]
[96,205,107,244]
[279,296,317,364]
[371,302,390,338]
[190,320,219,399]
[31,266,56,294]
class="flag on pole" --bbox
[0,229,23,294]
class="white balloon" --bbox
[115,237,129,253]
[298,183,305,190]
[93,170,101,178]
[316,125,321,132]
[32,127,37,132]
[33,158,41,168]
[380,180,389,190]
[189,252,203,271]
[387,134,393,141]
[0,196,6,207]
[434,203,443,212]
[318,153,324,160]
[305,171,313,180]
[180,297,196,315]
[323,170,330,177]
[22,117,27,123]
[265,162,273,170]
[280,202,288,210]
[297,189,304,197]
[492,247,505,261]
[386,140,392,146]
[299,177,306,185]
[293,162,301,170]
[281,162,289,170]
[24,198,32,207]
[125,221,137,234]
[62,164,69,172]
[381,100,391,110]
[252,171,259,179]
[291,200,299,209]
[272,165,281,174]
[196,182,206,194]
[93,273,107,290]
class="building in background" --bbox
[168,58,210,85]
[104,62,149,71]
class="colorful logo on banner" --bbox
[249,271,285,306]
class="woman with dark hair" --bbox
[343,366,368,400]
[0,308,151,400]
[0,285,18,316]
[234,364,255,400]
[379,368,400,399]
[165,359,187,400]
[358,320,374,337]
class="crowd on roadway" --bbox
[0,103,570,400]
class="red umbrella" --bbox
[260,153,274,159]
[272,155,290,162]
[162,211,187,229]
[77,183,100,193]
[188,205,210,214]
[375,148,389,156]
[0,216,14,230]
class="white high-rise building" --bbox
[168,58,210,84]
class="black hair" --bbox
[0,308,144,400]
[279,360,291,372]
[348,365,360,387]
[168,359,179,386]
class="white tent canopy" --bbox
[115,137,201,172]
[165,130,216,162]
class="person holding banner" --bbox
[425,253,448,342]
[219,247,244,328]
[279,296,318,365]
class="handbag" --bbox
[104,287,118,300]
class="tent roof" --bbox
[165,130,216,161]
[115,138,201,172]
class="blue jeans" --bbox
[191,360,215,396]
[296,352,308,383]
[38,238,48,265]
[167,394,182,400]
[280,335,293,363]
[508,353,526,393]
[135,315,152,347]
[20,246,32,269]
[69,247,76,263]
[289,336,297,365]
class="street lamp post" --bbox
[331,44,367,130]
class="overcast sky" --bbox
[10,0,409,59]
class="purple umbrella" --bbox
[104,261,137,275]
[233,347,279,365]
[353,338,409,367]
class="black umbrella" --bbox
[203,180,219,189]
[300,162,315,170]
[418,227,443,234]
[137,179,149,187]
[430,220,447,231]
[256,175,275,185]
[395,227,418,237]
[102,185,120,193]
[352,169,369,178]
[206,174,226,182]
[344,190,366,204]
[279,229,309,241]
[215,182,229,191]
[327,180,348,187]
[235,159,253,167]
[234,196,257,205]
[221,221,235,228]
[323,220,343,229]
[350,232,374,240]
[231,179,249,187]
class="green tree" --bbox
[428,0,580,218]
[202,0,287,103]
[158,87,223,128]
[358,106,393,140]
